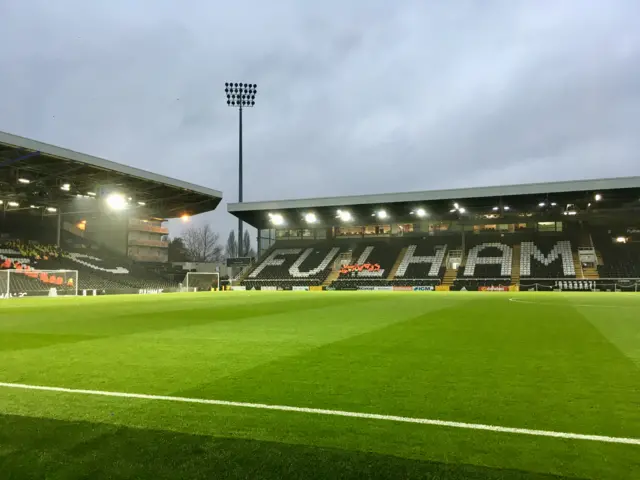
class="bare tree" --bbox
[183,225,223,262]
[225,230,237,259]
[243,230,252,258]
[168,237,188,262]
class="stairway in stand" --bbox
[572,252,584,278]
[442,268,458,288]
[511,243,521,286]
[322,269,341,287]
[582,266,600,280]
[386,247,407,280]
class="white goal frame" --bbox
[2,269,79,298]
[184,272,220,292]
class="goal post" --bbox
[184,272,220,292]
[2,269,78,298]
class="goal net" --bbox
[184,272,220,292]
[1,269,78,298]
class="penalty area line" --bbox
[0,381,639,446]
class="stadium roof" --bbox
[0,131,222,218]
[229,176,640,228]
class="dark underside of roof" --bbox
[229,179,640,229]
[0,134,221,218]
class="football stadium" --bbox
[1,131,640,479]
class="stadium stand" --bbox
[0,239,177,294]
[519,236,576,278]
[0,130,223,296]
[244,237,449,290]
[244,241,342,290]
[591,228,640,278]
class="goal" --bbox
[184,272,220,292]
[1,269,78,298]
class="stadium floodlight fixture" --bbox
[0,200,3,205]
[60,183,71,191]
[30,205,38,209]
[415,208,427,218]
[225,82,258,257]
[539,202,546,207]
[449,208,457,213]
[594,193,602,201]
[46,207,57,213]
[458,207,466,214]
[616,236,627,243]
[453,202,460,210]
[137,201,146,206]
[550,202,557,206]
[377,209,388,220]
[7,201,19,207]
[225,82,258,108]
[105,193,127,211]
[503,206,510,211]
[336,209,353,222]
[87,191,96,197]
[304,212,317,224]
[268,213,284,226]
[492,206,499,211]
[18,178,30,184]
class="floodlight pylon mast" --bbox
[225,82,257,257]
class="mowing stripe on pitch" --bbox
[0,381,638,446]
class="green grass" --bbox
[0,291,639,479]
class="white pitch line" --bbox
[0,382,639,446]
[508,298,633,308]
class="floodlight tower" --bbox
[225,82,257,257]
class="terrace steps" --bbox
[387,247,408,280]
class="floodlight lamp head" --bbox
[225,82,257,107]
[269,213,284,226]
[105,193,127,211]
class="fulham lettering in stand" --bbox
[395,245,447,278]
[289,248,340,278]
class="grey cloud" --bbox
[1,0,639,242]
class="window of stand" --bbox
[364,225,391,236]
[429,223,449,233]
[336,226,363,237]
[537,222,562,232]
[396,224,414,235]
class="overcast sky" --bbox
[1,0,639,243]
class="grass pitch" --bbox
[0,291,639,479]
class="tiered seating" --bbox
[330,238,447,290]
[244,242,342,288]
[592,229,640,278]
[331,240,405,290]
[0,240,177,293]
[394,241,447,280]
[337,241,402,279]
[520,237,576,278]
[453,234,513,290]
[461,236,513,279]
